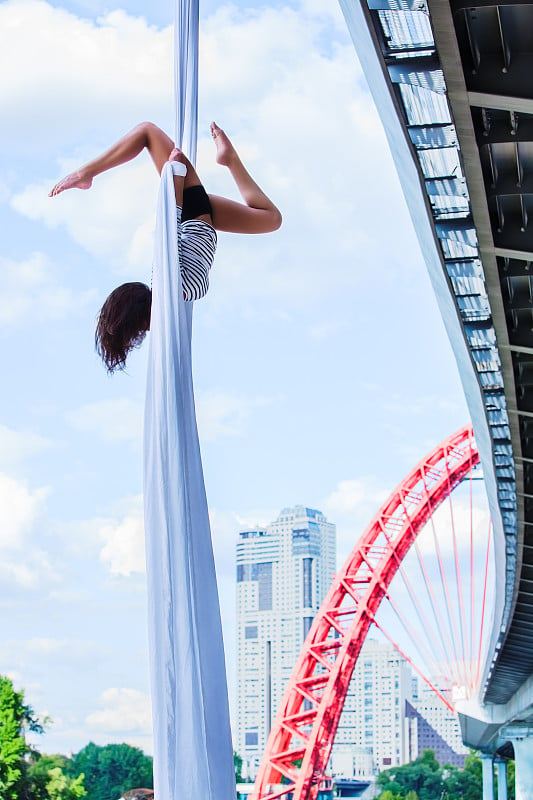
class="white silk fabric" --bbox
[143,162,235,800]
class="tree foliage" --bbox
[0,674,158,800]
[377,750,443,800]
[0,675,44,800]
[234,750,243,783]
[376,750,515,800]
[28,754,87,800]
[67,742,153,800]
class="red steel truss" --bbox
[250,425,478,800]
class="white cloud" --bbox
[97,494,276,580]
[196,389,273,442]
[0,474,57,588]
[382,392,463,419]
[12,163,157,277]
[0,473,48,549]
[0,251,94,327]
[99,497,145,576]
[8,0,417,308]
[0,424,51,469]
[0,637,104,666]
[323,477,390,563]
[0,1,172,152]
[85,687,151,733]
[307,319,347,341]
[68,397,144,442]
[325,478,387,516]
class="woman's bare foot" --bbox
[210,122,237,168]
[49,170,93,197]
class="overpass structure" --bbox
[337,0,533,796]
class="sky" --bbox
[0,0,489,759]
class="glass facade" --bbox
[257,563,273,611]
[303,557,313,609]
[245,624,258,639]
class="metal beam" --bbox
[494,246,533,261]
[452,0,533,9]
[469,93,533,116]
[475,120,533,146]
[488,177,533,198]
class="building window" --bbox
[303,617,313,641]
[245,625,258,639]
[303,558,313,607]
[245,730,258,747]
[257,563,273,610]
[237,562,272,610]
[237,563,255,582]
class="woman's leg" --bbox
[49,120,281,234]
[208,122,282,234]
[49,122,203,196]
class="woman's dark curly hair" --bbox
[120,790,154,800]
[95,282,152,373]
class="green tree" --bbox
[45,767,86,800]
[0,675,44,800]
[28,754,86,800]
[377,769,402,796]
[507,760,515,800]
[377,749,488,800]
[443,752,482,800]
[234,751,243,783]
[377,750,444,800]
[378,791,400,800]
[68,742,152,800]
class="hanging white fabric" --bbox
[143,3,236,798]
[174,0,199,164]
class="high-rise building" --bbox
[235,505,336,778]
[330,641,468,779]
[331,639,414,778]
[410,680,468,764]
[405,701,466,768]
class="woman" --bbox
[49,122,282,372]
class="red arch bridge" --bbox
[250,424,488,800]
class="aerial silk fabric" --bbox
[174,0,199,162]
[143,2,236,798]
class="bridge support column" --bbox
[510,735,533,800]
[481,753,494,800]
[495,758,508,800]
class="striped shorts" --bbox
[177,207,217,301]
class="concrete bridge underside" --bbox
[338,0,533,772]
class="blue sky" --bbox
[0,0,482,757]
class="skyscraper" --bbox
[235,505,336,778]
[409,680,468,765]
[330,641,468,779]
[331,639,414,778]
